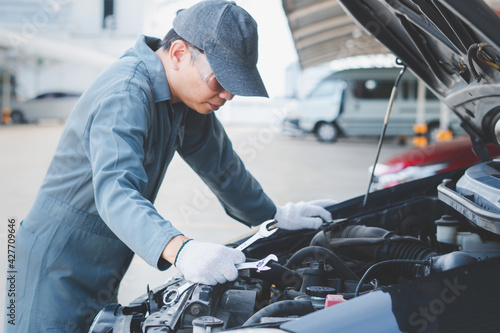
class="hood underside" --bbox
[337,0,500,145]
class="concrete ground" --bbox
[0,121,409,327]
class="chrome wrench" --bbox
[236,254,278,272]
[164,254,279,306]
[162,281,197,307]
[163,220,278,307]
[236,219,278,251]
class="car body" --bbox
[282,67,462,143]
[90,1,500,332]
[10,92,80,124]
[371,136,500,190]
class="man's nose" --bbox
[219,90,234,101]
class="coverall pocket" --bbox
[41,223,82,274]
[36,222,132,331]
[15,222,38,299]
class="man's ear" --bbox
[169,40,190,71]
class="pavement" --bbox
[0,121,409,327]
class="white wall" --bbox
[0,0,151,101]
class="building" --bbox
[0,0,156,109]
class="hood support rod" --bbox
[363,60,407,208]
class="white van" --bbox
[283,67,457,143]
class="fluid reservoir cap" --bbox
[192,316,224,328]
[435,215,459,226]
[325,294,346,308]
[305,286,336,298]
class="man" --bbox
[8,1,335,332]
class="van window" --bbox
[353,80,394,99]
[308,79,344,98]
[400,81,413,100]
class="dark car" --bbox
[371,136,500,190]
[90,1,500,332]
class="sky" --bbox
[147,0,299,98]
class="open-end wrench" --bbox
[163,220,278,307]
[236,254,278,272]
[236,219,278,252]
[163,253,279,306]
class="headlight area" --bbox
[371,162,448,190]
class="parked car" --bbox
[282,67,461,143]
[10,92,81,124]
[371,136,500,190]
[90,1,500,332]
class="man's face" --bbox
[174,45,234,114]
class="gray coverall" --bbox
[7,35,275,332]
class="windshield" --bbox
[306,78,346,103]
[307,78,345,99]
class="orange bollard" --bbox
[2,108,12,125]
[413,123,428,147]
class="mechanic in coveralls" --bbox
[7,1,335,332]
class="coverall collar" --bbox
[132,35,172,103]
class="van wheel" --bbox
[426,122,440,143]
[315,122,339,143]
[10,110,25,124]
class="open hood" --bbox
[337,0,500,148]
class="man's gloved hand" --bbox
[274,199,337,230]
[175,240,245,285]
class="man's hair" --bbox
[160,29,191,51]
[160,28,204,64]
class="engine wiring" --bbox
[354,259,431,297]
[467,42,500,82]
[477,43,500,70]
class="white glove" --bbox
[175,240,245,285]
[274,199,337,230]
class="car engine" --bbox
[89,161,500,333]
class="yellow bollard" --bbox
[412,123,428,147]
[2,107,12,125]
[436,129,453,142]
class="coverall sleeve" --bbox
[85,92,181,270]
[178,110,276,226]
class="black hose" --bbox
[283,288,307,300]
[248,261,302,290]
[311,225,438,277]
[285,246,359,281]
[242,300,316,326]
[341,225,396,239]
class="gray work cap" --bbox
[173,0,269,97]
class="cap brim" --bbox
[206,53,269,98]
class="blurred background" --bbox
[3,0,500,328]
[0,0,405,125]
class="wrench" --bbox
[236,219,278,251]
[163,281,197,307]
[164,254,279,306]
[236,254,278,272]
[163,220,278,307]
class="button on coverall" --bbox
[9,36,275,332]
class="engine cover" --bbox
[438,160,500,235]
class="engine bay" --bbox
[90,161,500,333]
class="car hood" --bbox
[337,0,500,146]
